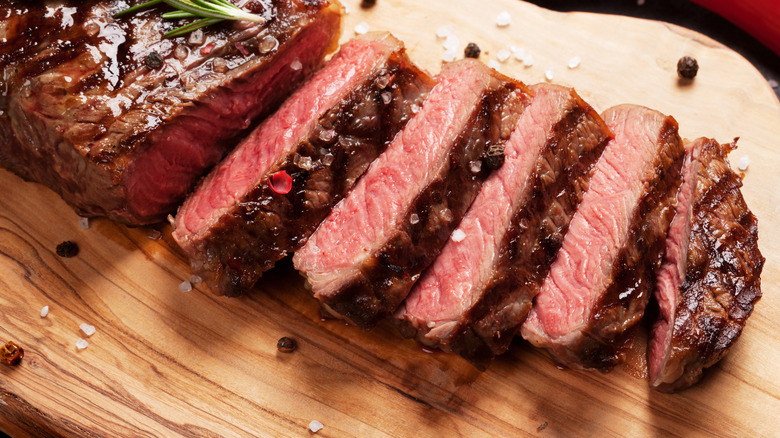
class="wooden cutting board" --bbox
[1,0,779,436]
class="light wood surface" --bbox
[1,0,779,436]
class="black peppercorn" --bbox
[56,241,79,258]
[464,42,481,59]
[145,51,164,70]
[277,337,297,353]
[677,56,698,79]
[360,0,376,8]
[1,341,24,366]
[483,144,505,170]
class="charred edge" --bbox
[582,116,685,370]
[448,101,612,365]
[193,55,433,297]
[326,81,528,328]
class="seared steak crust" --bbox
[449,91,611,366]
[320,81,529,328]
[0,0,341,224]
[177,36,433,297]
[651,138,763,392]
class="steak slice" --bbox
[0,0,341,225]
[293,60,531,328]
[521,104,685,370]
[648,138,763,392]
[172,32,434,297]
[396,84,611,368]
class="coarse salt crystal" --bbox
[179,280,193,293]
[442,49,457,62]
[290,59,303,71]
[512,47,526,61]
[545,68,554,81]
[410,213,420,225]
[496,11,512,27]
[309,420,324,433]
[738,155,750,171]
[451,229,466,242]
[381,91,392,104]
[40,306,49,318]
[80,323,96,336]
[76,338,88,350]
[411,104,421,114]
[64,76,72,83]
[568,56,582,69]
[436,25,452,39]
[487,59,501,70]
[188,29,204,46]
[497,49,511,62]
[258,35,279,54]
[469,160,482,173]
[147,229,162,240]
[78,217,90,229]
[523,54,535,67]
[354,21,369,35]
[189,275,203,284]
[443,34,459,52]
[322,154,334,166]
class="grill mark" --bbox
[188,52,434,297]
[322,80,531,328]
[445,95,612,367]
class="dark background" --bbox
[525,0,780,101]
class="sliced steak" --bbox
[648,138,763,392]
[521,104,685,370]
[396,84,611,368]
[173,33,434,297]
[293,60,531,328]
[0,0,341,225]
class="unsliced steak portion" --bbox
[648,138,763,392]
[521,105,685,370]
[173,33,434,297]
[0,0,341,225]
[293,60,531,328]
[396,84,611,368]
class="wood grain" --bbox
[2,0,779,436]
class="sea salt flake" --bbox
[354,21,370,35]
[411,104,421,114]
[258,35,279,54]
[512,47,526,61]
[309,420,324,433]
[290,59,303,71]
[487,59,501,70]
[188,29,204,46]
[179,280,193,293]
[436,25,452,39]
[443,34,460,52]
[497,49,511,62]
[545,68,554,81]
[451,229,466,242]
[78,217,90,230]
[568,56,582,69]
[738,155,750,171]
[441,49,457,62]
[381,91,392,104]
[496,11,512,27]
[322,153,334,166]
[76,338,88,350]
[189,275,203,284]
[523,54,535,67]
[80,323,96,336]
[469,160,482,173]
[409,213,420,225]
[40,306,49,318]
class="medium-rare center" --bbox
[521,104,685,370]
[294,59,532,328]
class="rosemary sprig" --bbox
[116,0,266,38]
